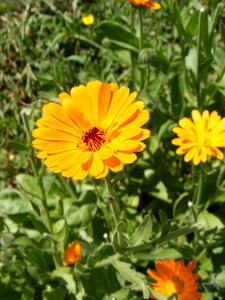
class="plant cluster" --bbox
[1,0,225,299]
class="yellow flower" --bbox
[82,14,94,26]
[63,242,82,266]
[32,80,150,180]
[147,259,202,299]
[172,110,225,165]
[129,0,161,9]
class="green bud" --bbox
[139,48,156,64]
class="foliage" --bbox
[1,0,225,299]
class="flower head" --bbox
[129,0,161,9]
[82,14,94,26]
[32,80,150,180]
[172,110,225,165]
[147,259,202,299]
[64,242,82,266]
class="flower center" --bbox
[82,127,107,151]
[197,133,211,147]
[172,276,185,294]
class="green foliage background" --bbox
[1,0,225,299]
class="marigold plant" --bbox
[32,80,150,180]
[129,0,161,9]
[172,110,225,165]
[63,242,82,266]
[147,259,202,299]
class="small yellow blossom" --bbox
[82,14,94,26]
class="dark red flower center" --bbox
[82,127,107,151]
[172,276,185,294]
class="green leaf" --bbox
[0,232,15,249]
[51,268,76,295]
[21,285,35,300]
[66,55,86,64]
[112,260,146,287]
[16,174,41,199]
[201,10,211,58]
[42,287,67,300]
[102,38,138,54]
[65,203,97,227]
[88,243,114,267]
[185,48,197,78]
[149,288,169,300]
[186,11,199,36]
[14,236,39,250]
[8,141,27,151]
[135,247,181,261]
[0,188,32,215]
[198,211,224,231]
[27,249,47,270]
[94,21,139,48]
[129,215,152,246]
[220,20,225,45]
[213,271,225,289]
[53,219,68,252]
[110,288,129,300]
[173,0,189,46]
[149,181,171,203]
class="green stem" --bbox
[196,10,204,109]
[209,3,222,46]
[128,222,203,253]
[22,113,61,267]
[105,175,122,227]
[57,175,77,200]
[104,175,127,251]
[37,174,53,233]
[37,169,62,268]
[195,164,204,207]
[139,8,144,51]
[191,164,204,242]
[138,7,144,90]
[130,5,135,88]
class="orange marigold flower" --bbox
[172,110,225,165]
[32,80,150,180]
[64,242,82,266]
[129,0,161,10]
[147,259,202,299]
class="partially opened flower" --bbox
[129,0,161,9]
[172,110,225,165]
[147,259,202,299]
[32,80,150,180]
[82,14,94,26]
[64,242,82,266]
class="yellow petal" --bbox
[89,153,105,177]
[58,92,70,104]
[32,127,77,142]
[116,152,137,164]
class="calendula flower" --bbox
[64,242,82,266]
[147,259,202,299]
[129,0,161,9]
[82,14,94,26]
[32,80,150,180]
[172,110,225,165]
